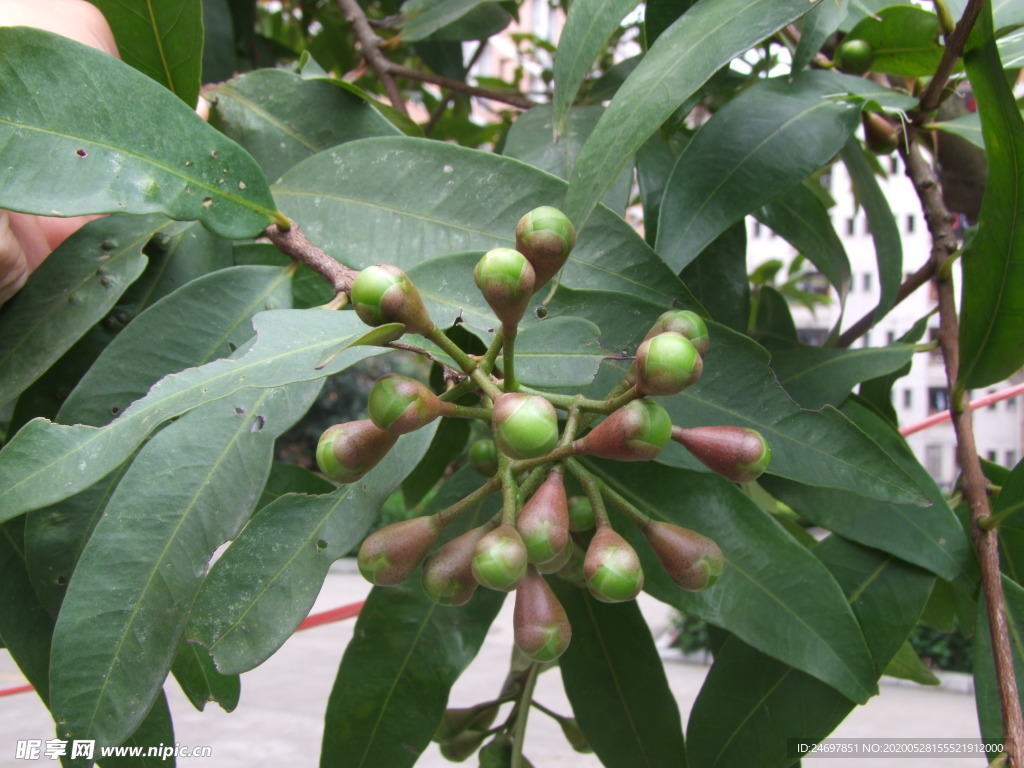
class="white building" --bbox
[748,154,1023,490]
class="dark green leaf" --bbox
[202,0,237,84]
[187,424,437,674]
[793,0,850,73]
[996,458,1024,584]
[92,0,204,108]
[882,640,940,685]
[257,461,336,511]
[769,344,915,410]
[401,417,470,507]
[209,69,400,182]
[591,461,879,703]
[974,577,1024,747]
[958,3,1024,389]
[171,641,240,713]
[844,5,944,77]
[929,112,986,150]
[0,27,278,238]
[857,314,930,427]
[655,71,861,272]
[97,693,176,768]
[401,0,511,41]
[563,0,825,229]
[552,579,686,768]
[0,214,163,408]
[0,312,395,523]
[680,224,750,332]
[635,133,687,247]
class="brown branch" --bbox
[337,0,410,117]
[385,63,538,110]
[262,222,359,295]
[902,139,1024,764]
[913,0,987,120]
[836,260,936,348]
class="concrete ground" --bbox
[1,560,984,767]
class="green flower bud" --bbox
[635,332,703,396]
[357,515,442,586]
[584,526,644,603]
[643,309,709,357]
[474,247,536,330]
[535,539,573,574]
[368,374,452,435]
[515,206,577,290]
[573,399,672,462]
[863,111,900,155]
[835,39,873,75]
[440,729,489,762]
[434,703,500,743]
[421,522,495,606]
[472,523,528,591]
[516,470,570,565]
[468,438,499,476]
[492,393,559,460]
[350,264,435,336]
[671,425,771,483]
[513,566,572,661]
[556,540,586,586]
[567,496,595,532]
[642,521,724,591]
[316,419,398,483]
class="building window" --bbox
[987,450,998,462]
[928,327,942,362]
[863,331,872,347]
[903,389,912,408]
[846,217,856,236]
[798,328,828,346]
[928,387,950,414]
[887,331,896,344]
[862,272,872,292]
[752,220,762,238]
[1007,451,1018,467]
[1008,397,1017,410]
[890,156,900,174]
[906,214,916,233]
[925,444,943,478]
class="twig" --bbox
[386,63,538,110]
[836,260,936,348]
[902,139,1024,763]
[337,0,410,116]
[424,41,489,135]
[913,0,986,120]
[262,221,359,295]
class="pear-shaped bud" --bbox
[643,520,724,591]
[472,523,528,591]
[567,496,595,532]
[474,247,536,330]
[535,538,573,574]
[421,522,496,606]
[513,567,572,661]
[469,438,499,476]
[635,332,703,396]
[643,309,709,356]
[515,206,577,290]
[516,470,570,565]
[316,420,398,483]
[368,374,452,434]
[434,703,500,742]
[573,399,672,462]
[835,38,873,75]
[492,393,559,460]
[863,111,900,155]
[584,526,643,602]
[671,425,771,483]
[556,539,587,586]
[440,729,489,762]
[357,515,442,586]
[350,264,435,335]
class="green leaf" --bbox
[883,640,940,685]
[400,0,511,41]
[0,214,164,408]
[171,641,240,713]
[98,693,176,768]
[760,400,977,588]
[840,138,903,319]
[929,112,986,150]
[401,417,470,507]
[680,223,750,333]
[0,311,395,523]
[755,180,852,298]
[563,0,825,229]
[320,469,504,768]
[59,264,294,426]
[272,137,695,306]
[687,536,934,768]
[958,2,1024,389]
[793,0,850,73]
[551,0,642,137]
[857,315,930,427]
[636,134,687,247]
[995,458,1024,584]
[187,424,437,674]
[844,5,945,77]
[49,382,320,747]
[551,579,686,768]
[504,105,632,213]
[655,71,862,272]
[91,0,204,108]
[257,461,336,511]
[769,344,915,410]
[592,461,879,704]
[0,27,278,238]
[208,69,400,182]
[973,577,1024,747]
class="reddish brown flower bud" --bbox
[643,309,710,356]
[573,400,672,462]
[350,264,435,336]
[583,526,644,602]
[421,522,496,606]
[357,515,442,586]
[316,420,398,483]
[492,392,559,460]
[515,206,576,290]
[642,521,724,591]
[368,374,453,434]
[516,470,570,566]
[513,567,572,661]
[671,425,771,483]
[472,523,529,591]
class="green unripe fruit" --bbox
[835,39,873,75]
[584,526,644,603]
[516,470,570,565]
[863,111,900,155]
[643,521,724,591]
[492,393,559,460]
[567,496,595,532]
[350,264,435,336]
[368,374,452,434]
[440,729,489,762]
[468,438,499,476]
[357,515,442,586]
[635,332,703,396]
[671,425,771,483]
[513,566,572,661]
[474,247,536,330]
[644,309,710,357]
[316,419,398,483]
[472,523,529,591]
[421,522,495,606]
[515,206,577,290]
[573,399,672,462]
